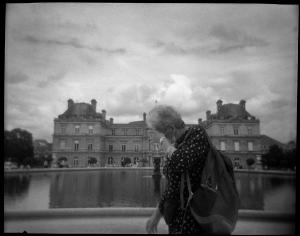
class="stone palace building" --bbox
[52,99,163,168]
[200,99,262,169]
[52,98,263,169]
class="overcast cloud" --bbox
[5,3,298,143]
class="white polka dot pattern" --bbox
[159,126,210,234]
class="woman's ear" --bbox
[165,125,174,134]
[164,125,176,144]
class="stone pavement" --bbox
[4,208,295,234]
[4,216,295,234]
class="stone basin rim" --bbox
[4,208,294,222]
[4,167,296,175]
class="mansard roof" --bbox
[217,103,252,120]
[209,101,257,121]
[128,120,147,126]
[58,102,103,120]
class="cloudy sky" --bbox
[5,3,298,143]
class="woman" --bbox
[145,105,210,234]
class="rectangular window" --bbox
[88,125,93,134]
[73,158,79,167]
[74,140,79,151]
[60,140,66,149]
[220,126,225,136]
[220,141,226,151]
[75,125,80,134]
[234,141,240,151]
[248,142,253,151]
[61,125,66,134]
[233,127,239,135]
[122,144,126,152]
[112,129,115,136]
[247,127,252,135]
[88,143,93,151]
[109,144,113,152]
[134,144,139,152]
[138,128,142,136]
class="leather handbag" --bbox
[180,131,240,234]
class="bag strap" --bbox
[180,171,193,209]
[180,173,185,209]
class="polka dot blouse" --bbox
[159,126,210,234]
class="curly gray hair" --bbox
[147,105,185,134]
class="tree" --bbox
[139,157,148,167]
[262,144,284,170]
[88,157,97,166]
[281,148,296,170]
[123,157,132,166]
[4,128,34,165]
[246,158,255,169]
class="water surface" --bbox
[4,170,295,213]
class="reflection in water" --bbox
[49,170,164,208]
[152,175,162,203]
[4,174,31,197]
[4,171,295,212]
[237,173,264,210]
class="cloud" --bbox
[37,71,66,88]
[153,41,187,55]
[152,24,269,56]
[21,35,127,54]
[6,72,29,84]
[209,24,269,53]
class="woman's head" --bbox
[147,105,185,143]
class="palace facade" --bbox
[52,98,263,169]
[200,99,262,169]
[52,99,163,168]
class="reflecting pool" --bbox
[4,170,295,213]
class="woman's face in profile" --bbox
[163,126,175,144]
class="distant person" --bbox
[44,160,48,168]
[145,105,210,234]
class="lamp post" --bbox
[152,143,161,176]
[148,136,151,167]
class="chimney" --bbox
[198,118,202,125]
[143,112,146,121]
[239,99,246,110]
[68,99,74,109]
[91,99,97,112]
[102,109,106,120]
[109,118,114,125]
[206,110,211,120]
[216,99,223,112]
